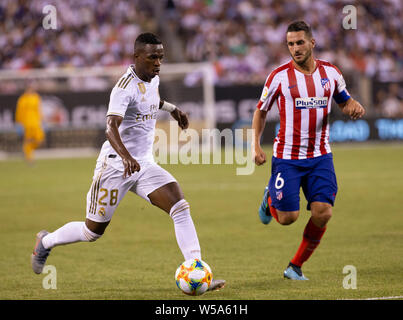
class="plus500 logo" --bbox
[295,97,328,109]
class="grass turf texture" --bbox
[0,143,402,300]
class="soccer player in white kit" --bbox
[31,33,225,291]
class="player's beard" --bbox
[293,49,312,67]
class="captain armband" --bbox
[333,90,351,104]
[160,101,177,113]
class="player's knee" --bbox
[83,225,101,242]
[277,210,299,225]
[322,209,332,222]
[321,211,332,225]
[83,224,102,242]
[311,202,332,225]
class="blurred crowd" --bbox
[171,0,402,85]
[0,0,402,115]
[0,0,156,70]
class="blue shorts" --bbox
[268,153,338,212]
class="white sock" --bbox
[42,221,101,249]
[170,199,201,260]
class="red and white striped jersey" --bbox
[256,59,350,160]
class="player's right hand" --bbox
[253,146,267,166]
[122,157,140,178]
[171,109,189,130]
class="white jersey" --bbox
[97,65,160,170]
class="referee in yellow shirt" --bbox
[15,84,45,163]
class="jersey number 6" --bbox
[275,172,285,189]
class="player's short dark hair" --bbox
[134,33,162,52]
[286,21,312,38]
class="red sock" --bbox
[267,195,279,223]
[291,218,326,267]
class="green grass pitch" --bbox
[0,143,402,300]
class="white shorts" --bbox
[86,158,177,223]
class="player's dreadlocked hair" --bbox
[134,33,162,52]
[286,21,313,38]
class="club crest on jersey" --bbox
[321,78,330,90]
[98,207,105,217]
[295,97,328,109]
[138,82,146,94]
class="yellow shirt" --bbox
[15,92,42,127]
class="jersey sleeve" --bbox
[333,73,351,104]
[107,77,133,117]
[256,72,281,111]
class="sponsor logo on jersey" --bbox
[295,97,328,109]
[135,112,157,122]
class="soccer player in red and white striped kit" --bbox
[252,21,365,280]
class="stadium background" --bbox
[0,0,402,154]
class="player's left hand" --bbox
[342,99,366,120]
[171,109,189,130]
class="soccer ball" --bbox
[175,259,213,296]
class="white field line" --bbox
[363,295,403,300]
[340,295,403,300]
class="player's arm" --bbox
[252,108,268,166]
[159,99,189,130]
[252,71,280,166]
[333,71,365,120]
[338,97,365,120]
[106,82,140,178]
[105,115,140,177]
